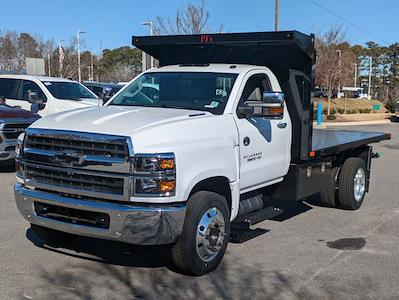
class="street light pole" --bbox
[142,21,154,69]
[90,52,94,81]
[354,63,357,87]
[77,31,86,82]
[275,0,280,31]
[368,56,372,100]
[59,39,65,78]
[336,50,342,98]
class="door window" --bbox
[21,80,47,101]
[237,73,272,117]
[0,78,22,99]
[240,74,272,103]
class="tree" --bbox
[0,31,18,70]
[16,33,40,69]
[98,47,141,82]
[153,0,222,35]
[315,26,356,115]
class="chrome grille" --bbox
[25,130,128,159]
[3,123,30,139]
[25,165,124,195]
[22,163,129,201]
[19,129,133,202]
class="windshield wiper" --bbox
[147,104,187,110]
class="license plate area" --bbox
[34,202,110,229]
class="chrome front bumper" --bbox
[14,184,186,245]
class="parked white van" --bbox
[0,75,101,116]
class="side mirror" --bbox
[28,90,45,104]
[238,92,285,119]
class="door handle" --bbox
[277,122,287,129]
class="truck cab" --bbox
[14,31,390,276]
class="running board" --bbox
[234,206,283,225]
[230,206,283,243]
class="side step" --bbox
[234,206,283,225]
[230,206,283,244]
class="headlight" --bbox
[135,177,176,195]
[15,133,25,158]
[134,153,175,172]
[132,153,176,197]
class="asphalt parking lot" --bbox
[0,122,398,300]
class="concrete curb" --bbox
[314,119,391,127]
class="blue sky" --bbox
[1,0,396,54]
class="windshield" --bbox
[42,81,97,100]
[109,72,238,114]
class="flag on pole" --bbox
[59,46,65,64]
[59,45,65,77]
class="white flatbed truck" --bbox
[15,31,390,275]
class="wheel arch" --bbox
[188,176,233,215]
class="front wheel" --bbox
[171,191,230,276]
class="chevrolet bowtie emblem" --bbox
[54,150,87,167]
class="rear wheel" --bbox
[337,158,367,210]
[319,167,339,207]
[30,224,76,245]
[171,191,230,276]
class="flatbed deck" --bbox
[312,129,391,157]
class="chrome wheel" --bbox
[196,207,226,262]
[353,168,366,202]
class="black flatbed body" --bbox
[312,129,391,157]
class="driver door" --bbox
[234,72,291,191]
[6,80,47,111]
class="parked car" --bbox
[82,82,123,104]
[0,75,101,116]
[0,102,39,165]
[14,31,390,275]
[314,86,327,98]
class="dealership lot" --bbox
[1,122,398,300]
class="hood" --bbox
[0,105,40,120]
[30,105,211,136]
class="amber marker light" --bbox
[160,158,175,170]
[160,180,176,193]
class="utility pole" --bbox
[354,63,357,87]
[275,0,280,31]
[368,56,372,100]
[77,30,86,82]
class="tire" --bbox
[337,158,367,210]
[31,224,76,245]
[319,166,339,207]
[171,191,231,276]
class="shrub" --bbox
[337,108,345,114]
[327,115,336,120]
[359,108,372,113]
[330,108,337,115]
